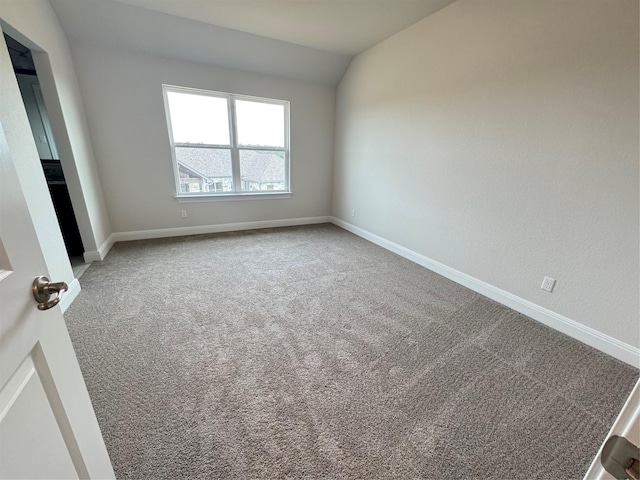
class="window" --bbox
[163,85,290,198]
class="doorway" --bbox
[4,33,89,278]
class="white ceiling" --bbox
[50,0,456,85]
[109,0,457,56]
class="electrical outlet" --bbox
[541,276,556,293]
[351,209,356,217]
[181,210,187,218]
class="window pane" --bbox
[239,150,286,192]
[235,100,285,148]
[167,91,230,145]
[175,147,233,193]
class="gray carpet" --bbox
[64,224,639,479]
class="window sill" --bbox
[175,192,292,203]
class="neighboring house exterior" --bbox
[176,148,285,193]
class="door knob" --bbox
[601,435,640,480]
[32,276,68,311]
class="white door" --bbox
[0,120,115,478]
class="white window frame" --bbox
[162,84,291,201]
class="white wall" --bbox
[69,44,336,233]
[333,0,639,349]
[0,0,112,264]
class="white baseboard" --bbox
[82,217,332,260]
[83,233,115,262]
[330,217,640,368]
[112,216,332,243]
[60,278,81,313]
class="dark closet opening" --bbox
[5,33,84,259]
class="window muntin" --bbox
[163,85,290,197]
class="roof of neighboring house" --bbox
[176,147,284,184]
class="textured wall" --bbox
[333,0,639,347]
[70,44,336,233]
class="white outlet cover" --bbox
[541,276,556,292]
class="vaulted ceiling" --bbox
[109,0,457,56]
[50,0,457,85]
